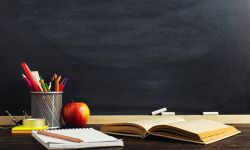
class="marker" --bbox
[151,107,167,115]
[22,74,34,91]
[21,62,41,91]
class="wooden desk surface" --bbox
[0,124,250,150]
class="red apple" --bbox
[63,102,90,128]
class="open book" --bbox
[100,116,240,144]
[32,128,123,149]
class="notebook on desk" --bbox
[32,128,123,149]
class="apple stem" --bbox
[71,99,74,102]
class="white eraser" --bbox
[161,112,175,115]
[203,112,219,115]
[151,107,167,115]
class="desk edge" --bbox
[1,115,250,125]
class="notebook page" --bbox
[129,116,185,131]
[33,128,119,144]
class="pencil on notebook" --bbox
[37,131,83,143]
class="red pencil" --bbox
[21,62,41,92]
[59,78,68,91]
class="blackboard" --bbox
[1,0,250,115]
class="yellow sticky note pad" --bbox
[11,125,48,134]
[12,125,48,131]
[11,118,48,134]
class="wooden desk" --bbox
[0,124,249,150]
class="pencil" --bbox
[55,76,61,92]
[39,79,48,92]
[37,131,83,143]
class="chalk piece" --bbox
[203,112,219,115]
[151,107,167,115]
[161,112,175,115]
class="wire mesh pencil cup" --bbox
[31,92,63,128]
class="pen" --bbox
[22,74,34,91]
[37,131,83,143]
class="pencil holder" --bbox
[31,92,63,128]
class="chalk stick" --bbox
[161,112,175,115]
[203,112,219,115]
[151,107,167,115]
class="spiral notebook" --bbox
[32,128,124,149]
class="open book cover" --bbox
[32,128,123,149]
[100,116,240,144]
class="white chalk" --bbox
[151,107,167,115]
[203,112,219,115]
[161,112,175,115]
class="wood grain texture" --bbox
[0,124,249,150]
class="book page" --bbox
[129,116,185,131]
[166,119,237,139]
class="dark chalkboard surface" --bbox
[1,0,250,115]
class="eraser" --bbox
[151,107,167,115]
[203,112,219,115]
[161,112,175,115]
